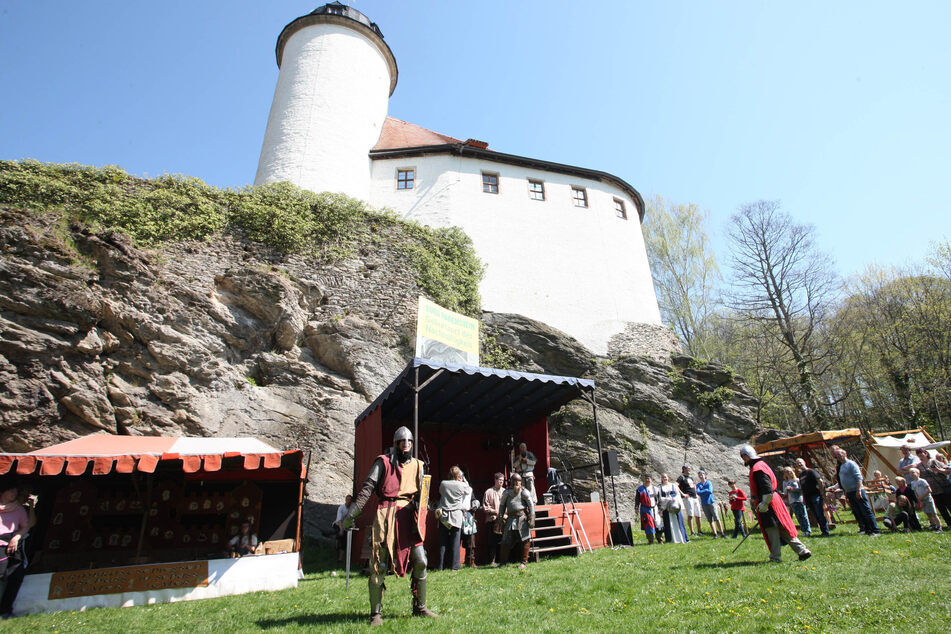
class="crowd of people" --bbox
[337,425,949,626]
[632,442,951,560]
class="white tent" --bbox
[863,429,949,478]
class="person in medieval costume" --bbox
[496,473,535,569]
[740,445,811,563]
[343,427,437,626]
[636,474,661,544]
[511,442,538,503]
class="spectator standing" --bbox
[795,458,830,537]
[657,473,689,544]
[677,466,703,536]
[727,479,748,538]
[832,446,880,536]
[511,443,538,503]
[482,472,505,566]
[695,470,725,538]
[916,448,951,529]
[897,444,920,475]
[781,466,811,536]
[636,475,661,544]
[436,466,471,571]
[0,480,31,619]
[333,494,353,563]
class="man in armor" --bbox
[496,473,535,569]
[511,442,538,503]
[740,445,811,562]
[343,426,437,626]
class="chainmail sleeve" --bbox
[348,457,384,520]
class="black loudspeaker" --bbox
[611,520,633,546]
[602,449,620,477]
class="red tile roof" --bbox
[372,117,462,151]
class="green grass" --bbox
[3,531,949,633]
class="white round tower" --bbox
[254,3,397,200]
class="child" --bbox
[884,476,921,532]
[908,468,941,531]
[727,479,748,538]
[782,466,811,536]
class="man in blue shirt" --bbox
[833,446,880,536]
[695,470,726,538]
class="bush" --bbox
[0,160,483,313]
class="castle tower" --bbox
[254,3,398,201]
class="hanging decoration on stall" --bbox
[41,479,263,568]
[414,296,480,366]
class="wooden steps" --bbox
[529,509,580,561]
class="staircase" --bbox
[529,507,581,561]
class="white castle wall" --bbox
[254,23,391,201]
[369,156,662,354]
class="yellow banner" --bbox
[415,296,480,366]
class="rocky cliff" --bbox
[0,163,761,533]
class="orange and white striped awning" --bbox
[0,434,302,477]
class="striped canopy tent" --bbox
[2,435,308,615]
[0,435,302,477]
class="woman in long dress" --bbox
[658,473,689,543]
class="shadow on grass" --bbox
[685,560,765,569]
[257,612,365,629]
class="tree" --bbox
[642,196,720,358]
[726,200,840,430]
[834,264,951,436]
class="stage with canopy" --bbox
[351,357,613,564]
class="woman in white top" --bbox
[657,473,689,544]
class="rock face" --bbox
[483,314,759,522]
[0,206,762,535]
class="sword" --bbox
[731,520,760,554]
[345,528,353,589]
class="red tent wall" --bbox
[354,406,383,495]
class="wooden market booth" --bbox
[351,357,613,565]
[0,434,307,615]
[754,428,864,485]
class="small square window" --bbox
[396,169,415,190]
[614,198,627,219]
[571,186,588,208]
[482,172,499,194]
[528,180,545,201]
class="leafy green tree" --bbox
[643,196,720,358]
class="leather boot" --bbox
[411,575,439,618]
[499,542,511,565]
[368,578,384,626]
[466,543,477,568]
[521,541,531,564]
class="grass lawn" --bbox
[2,530,948,633]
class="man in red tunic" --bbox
[344,427,437,625]
[740,445,811,563]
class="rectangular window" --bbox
[528,179,545,201]
[571,186,588,208]
[614,198,627,219]
[482,172,499,194]
[396,168,415,190]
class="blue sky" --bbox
[2,1,948,277]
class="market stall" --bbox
[0,435,306,615]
